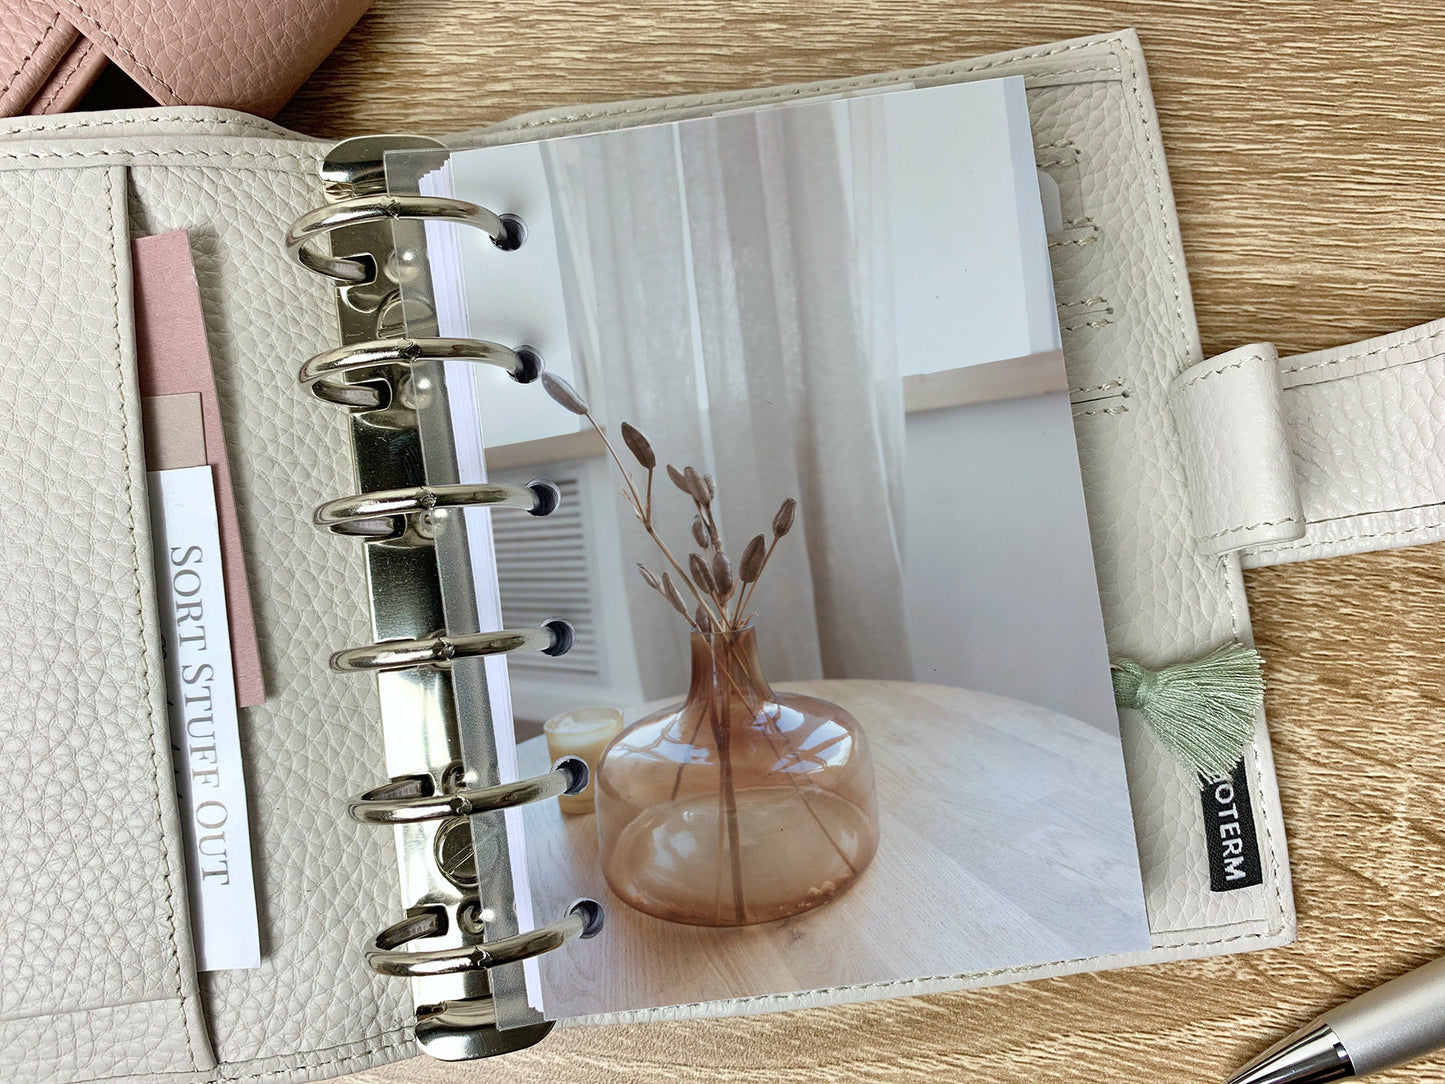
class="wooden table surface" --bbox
[516,680,1147,1021]
[279,4,1445,1081]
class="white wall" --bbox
[882,79,1060,377]
[901,392,1120,736]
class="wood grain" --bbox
[284,4,1445,1081]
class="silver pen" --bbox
[1228,955,1445,1084]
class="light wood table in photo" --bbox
[516,679,1144,1020]
[285,4,1445,1082]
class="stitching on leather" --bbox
[1245,507,1445,556]
[0,113,294,139]
[502,38,1118,130]
[103,166,198,1070]
[1199,516,1303,542]
[1116,36,1287,924]
[207,1032,413,1082]
[0,149,319,166]
[0,10,65,96]
[1116,43,1188,361]
[1061,316,1113,333]
[58,1,182,99]
[1280,325,1445,377]
[1174,353,1266,393]
[1300,499,1445,526]
[1069,378,1125,396]
[26,37,96,112]
[1111,40,1286,925]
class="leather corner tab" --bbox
[1170,345,1305,558]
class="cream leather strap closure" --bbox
[1171,316,1445,566]
[330,619,575,673]
[348,758,588,824]
[285,194,505,284]
[1169,344,1305,558]
[300,336,542,409]
[315,481,561,538]
[367,900,604,978]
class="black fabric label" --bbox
[1201,760,1263,891]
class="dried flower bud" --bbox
[661,573,689,617]
[772,497,797,538]
[689,552,716,596]
[701,473,717,502]
[620,422,656,470]
[636,563,661,591]
[667,464,690,494]
[542,372,589,415]
[695,604,714,633]
[691,516,709,548]
[684,466,711,505]
[739,534,767,582]
[712,551,734,600]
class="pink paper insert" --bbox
[133,230,266,708]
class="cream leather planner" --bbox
[4,28,1445,1084]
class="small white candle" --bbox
[543,706,624,815]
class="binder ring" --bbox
[300,337,542,408]
[331,619,575,673]
[367,899,604,977]
[286,194,507,283]
[349,757,588,824]
[316,481,561,538]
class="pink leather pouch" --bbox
[0,0,371,116]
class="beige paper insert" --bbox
[141,393,207,472]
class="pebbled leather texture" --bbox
[1170,344,1305,556]
[0,115,409,1082]
[0,162,214,1083]
[1237,318,1445,568]
[0,0,373,117]
[0,28,1328,1081]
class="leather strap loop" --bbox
[1170,344,1305,557]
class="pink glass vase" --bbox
[594,625,878,926]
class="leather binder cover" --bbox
[0,29,1294,1083]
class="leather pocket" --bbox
[0,163,216,1081]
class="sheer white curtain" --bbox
[543,99,912,698]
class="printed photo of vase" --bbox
[595,624,878,926]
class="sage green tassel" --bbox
[1111,642,1265,780]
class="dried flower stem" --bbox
[584,412,726,627]
[541,371,795,636]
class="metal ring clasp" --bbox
[330,619,575,673]
[348,758,588,825]
[285,194,505,284]
[299,337,542,409]
[367,900,605,978]
[315,481,560,538]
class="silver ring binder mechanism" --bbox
[349,756,588,824]
[286,193,508,283]
[314,480,560,537]
[286,135,601,1060]
[300,337,541,408]
[369,900,605,978]
[329,620,575,673]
